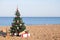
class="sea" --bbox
[0,17,60,26]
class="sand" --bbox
[0,25,60,40]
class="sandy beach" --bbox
[0,24,60,40]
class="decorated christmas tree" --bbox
[10,8,26,36]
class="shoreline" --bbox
[0,24,60,27]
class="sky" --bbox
[0,0,60,17]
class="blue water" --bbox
[0,17,60,26]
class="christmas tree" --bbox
[10,8,26,36]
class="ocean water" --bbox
[0,17,60,26]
